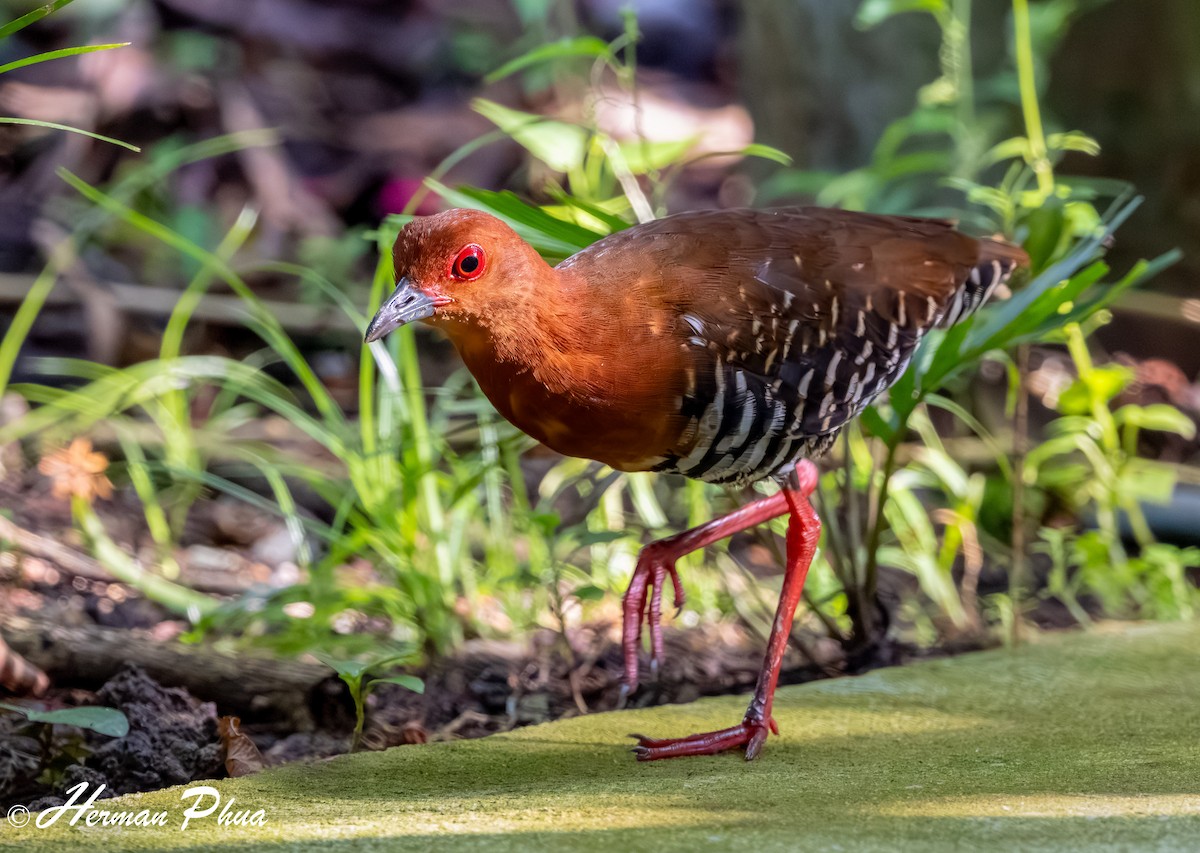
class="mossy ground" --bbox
[5,622,1198,852]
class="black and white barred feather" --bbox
[627,208,1025,486]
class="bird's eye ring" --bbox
[451,244,486,281]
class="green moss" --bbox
[6,622,1199,852]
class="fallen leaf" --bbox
[218,715,265,777]
[37,438,113,504]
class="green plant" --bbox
[782,0,1180,651]
[401,2,1191,655]
[0,0,147,404]
[0,702,129,738]
[5,164,659,657]
[0,0,138,151]
[316,653,423,751]
[3,1,1190,675]
[1024,323,1199,619]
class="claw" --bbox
[630,717,776,761]
[745,728,768,761]
[622,550,684,695]
[670,566,685,611]
[617,683,631,709]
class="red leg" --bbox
[622,491,788,692]
[627,460,821,761]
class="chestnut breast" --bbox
[447,319,688,473]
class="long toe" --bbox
[630,721,770,761]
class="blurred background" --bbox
[0,0,1198,805]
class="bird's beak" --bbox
[364,277,444,343]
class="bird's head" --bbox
[364,209,549,343]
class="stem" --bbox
[949,0,977,175]
[1010,343,1030,645]
[0,238,75,397]
[350,683,365,752]
[861,430,904,645]
[396,326,453,593]
[1012,0,1054,197]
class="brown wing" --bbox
[560,207,1027,482]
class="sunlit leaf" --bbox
[1122,460,1178,505]
[425,180,603,260]
[737,143,793,166]
[1057,365,1132,414]
[472,99,587,173]
[615,136,698,174]
[485,36,614,83]
[1048,131,1101,157]
[855,0,949,30]
[1115,404,1198,439]
[0,42,129,76]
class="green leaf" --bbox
[1115,404,1197,439]
[572,530,628,548]
[0,703,129,738]
[918,319,970,394]
[755,169,841,204]
[1022,203,1068,271]
[573,584,606,602]
[615,136,698,174]
[983,136,1033,167]
[858,405,897,444]
[925,393,1013,480]
[315,655,371,679]
[544,189,632,234]
[0,117,140,151]
[1057,366,1132,414]
[1122,460,1178,505]
[369,675,425,694]
[855,0,948,29]
[472,99,587,173]
[737,143,793,166]
[1048,131,1101,157]
[0,0,75,41]
[0,42,129,76]
[485,36,614,83]
[1062,250,1182,323]
[425,181,602,261]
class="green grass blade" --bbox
[485,36,614,83]
[0,42,128,76]
[0,117,140,151]
[0,0,75,40]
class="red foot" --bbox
[621,545,685,691]
[630,717,779,761]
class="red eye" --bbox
[451,244,486,281]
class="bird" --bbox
[365,205,1028,761]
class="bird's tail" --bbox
[937,238,1030,328]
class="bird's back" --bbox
[555,207,1027,485]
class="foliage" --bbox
[0,702,130,739]
[1025,324,1199,620]
[413,1,1189,653]
[316,653,423,751]
[765,0,1184,648]
[0,0,1193,676]
[0,0,138,151]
